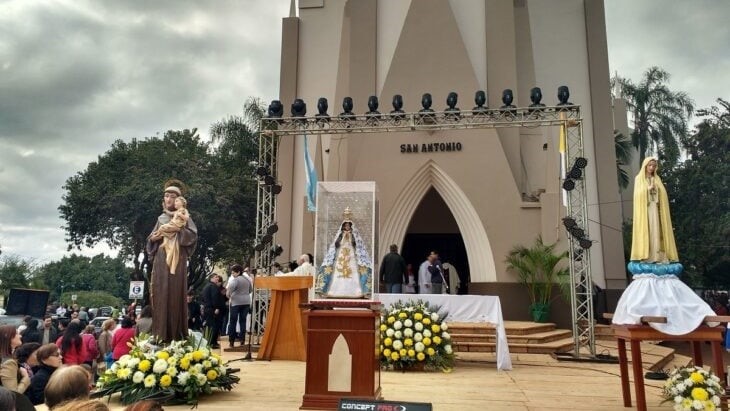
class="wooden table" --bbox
[612,324,726,411]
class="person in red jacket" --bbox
[111,317,136,361]
[56,321,87,365]
[81,325,98,366]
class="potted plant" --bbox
[505,236,569,323]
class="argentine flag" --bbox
[304,134,317,211]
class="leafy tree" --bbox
[612,67,694,168]
[208,97,264,266]
[33,254,131,302]
[59,127,260,293]
[59,290,122,309]
[614,130,633,190]
[0,255,33,299]
[663,98,730,287]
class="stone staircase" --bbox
[449,321,575,354]
[450,321,693,371]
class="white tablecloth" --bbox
[375,293,512,370]
[612,274,716,335]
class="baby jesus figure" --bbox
[152,196,190,274]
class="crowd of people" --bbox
[0,303,169,410]
[379,245,468,295]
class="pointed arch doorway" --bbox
[401,187,470,294]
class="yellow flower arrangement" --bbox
[379,300,455,371]
[663,366,721,410]
[95,335,239,406]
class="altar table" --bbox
[376,293,512,370]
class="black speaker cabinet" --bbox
[5,288,49,318]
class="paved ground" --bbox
[32,348,681,411]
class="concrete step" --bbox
[594,323,614,341]
[447,321,558,336]
[452,329,573,344]
[453,337,575,354]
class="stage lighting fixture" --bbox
[266,223,279,236]
[529,87,545,111]
[263,175,276,186]
[390,94,405,119]
[267,100,284,118]
[557,86,572,105]
[315,97,330,119]
[568,166,582,180]
[574,157,588,169]
[445,92,459,110]
[256,165,269,177]
[420,93,434,112]
[366,96,380,115]
[270,184,282,195]
[254,242,266,252]
[579,238,593,249]
[270,244,284,257]
[340,97,355,118]
[569,226,585,239]
[473,90,488,113]
[262,234,273,244]
[501,89,515,107]
[445,92,460,119]
[291,98,307,117]
[562,179,575,191]
[562,217,577,229]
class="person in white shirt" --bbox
[293,254,316,276]
[273,262,285,276]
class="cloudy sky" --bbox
[0,0,728,265]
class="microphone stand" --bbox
[243,269,261,361]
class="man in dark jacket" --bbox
[201,274,225,348]
[379,244,407,293]
[187,291,202,331]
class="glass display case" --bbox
[313,181,378,301]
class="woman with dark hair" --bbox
[56,321,88,365]
[0,386,14,411]
[111,317,135,361]
[20,319,41,344]
[13,342,40,380]
[135,306,153,336]
[27,343,62,405]
[0,325,30,393]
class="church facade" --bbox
[271,0,626,322]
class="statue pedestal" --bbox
[300,302,382,410]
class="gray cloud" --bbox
[605,0,730,115]
[1,0,727,263]
[0,0,289,262]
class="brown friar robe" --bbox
[146,213,197,343]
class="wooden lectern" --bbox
[300,302,382,410]
[255,276,313,361]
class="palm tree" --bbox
[612,67,694,168]
[505,236,569,322]
[614,130,633,191]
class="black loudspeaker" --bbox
[5,288,49,318]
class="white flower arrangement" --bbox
[662,366,722,411]
[379,300,455,371]
[95,334,239,405]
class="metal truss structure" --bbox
[251,105,595,356]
